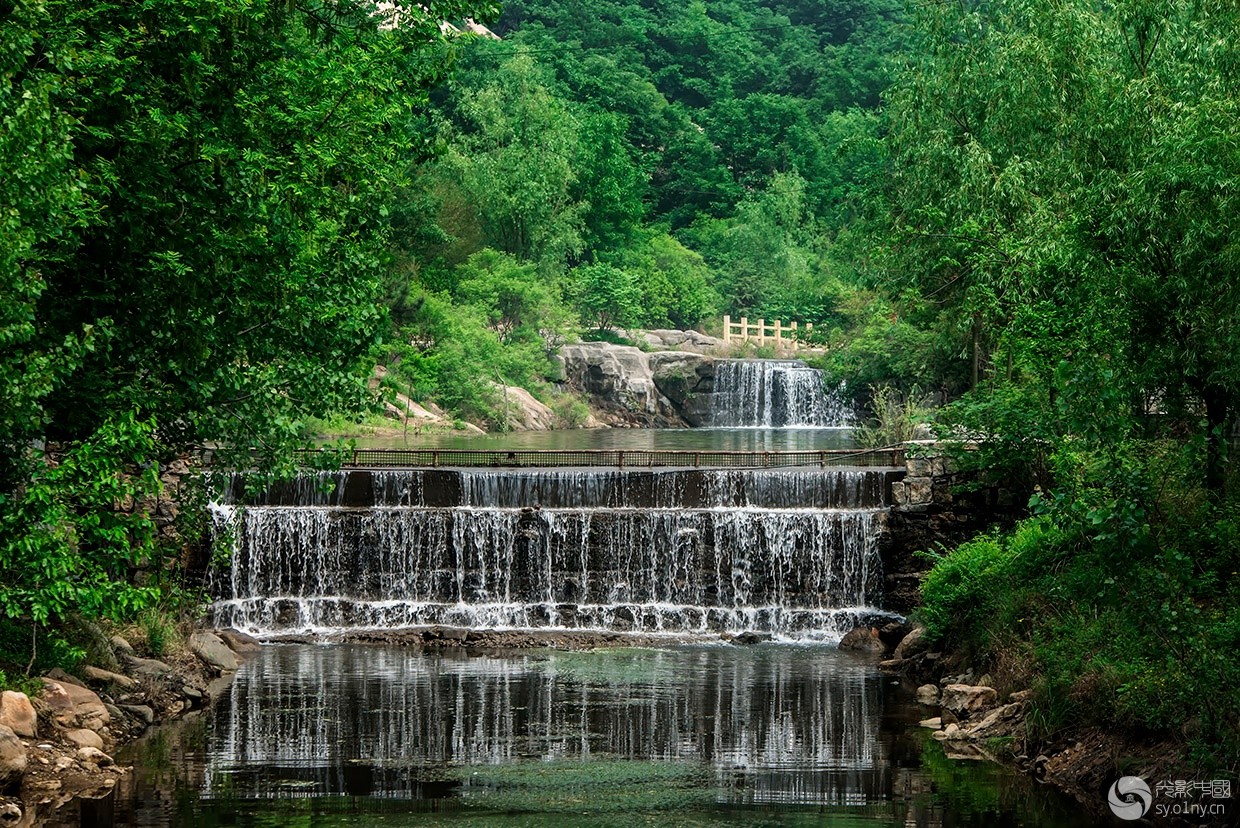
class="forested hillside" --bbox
[380,0,913,423]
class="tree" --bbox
[573,263,641,331]
[433,52,586,272]
[884,0,1239,493]
[0,0,496,662]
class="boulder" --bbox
[941,684,999,720]
[217,629,262,655]
[732,631,773,646]
[877,621,913,651]
[966,702,1026,741]
[555,342,676,423]
[119,705,155,726]
[75,747,113,767]
[82,666,137,690]
[838,626,886,653]
[0,692,36,739]
[916,684,940,705]
[109,636,136,656]
[45,668,86,688]
[123,655,175,678]
[918,717,943,729]
[892,626,930,661]
[188,631,239,673]
[641,329,726,354]
[491,384,558,431]
[0,726,25,791]
[648,352,716,426]
[39,680,109,729]
[64,729,104,751]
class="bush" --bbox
[918,440,1240,770]
[855,384,931,447]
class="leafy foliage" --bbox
[0,0,496,669]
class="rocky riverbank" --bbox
[0,629,261,823]
[839,621,1224,826]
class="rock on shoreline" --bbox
[4,627,262,813]
[883,625,1211,824]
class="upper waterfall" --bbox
[710,360,853,428]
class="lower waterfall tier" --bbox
[210,506,886,639]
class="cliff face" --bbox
[553,342,716,427]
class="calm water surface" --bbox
[47,644,1104,827]
[350,427,857,452]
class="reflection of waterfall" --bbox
[710,360,853,427]
[204,645,890,806]
[209,468,895,639]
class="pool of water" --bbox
[41,644,1105,827]
[349,427,858,452]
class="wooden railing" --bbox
[721,315,815,351]
[295,447,905,469]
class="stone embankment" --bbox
[879,446,1026,614]
[0,628,260,822]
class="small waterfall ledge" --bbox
[710,360,853,428]
[208,468,901,641]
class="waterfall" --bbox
[710,360,853,428]
[208,468,896,640]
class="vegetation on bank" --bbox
[898,0,1240,774]
[0,0,499,679]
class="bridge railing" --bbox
[295,446,905,469]
[721,315,815,351]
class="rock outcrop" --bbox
[0,726,25,791]
[0,694,35,740]
[635,329,726,354]
[555,341,721,427]
[648,352,716,426]
[940,683,999,720]
[188,632,240,674]
[492,384,559,431]
[555,342,679,425]
[838,626,886,653]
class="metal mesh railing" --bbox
[296,447,905,469]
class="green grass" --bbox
[916,490,1240,773]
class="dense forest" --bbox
[2,0,1237,778]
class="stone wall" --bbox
[880,447,1026,614]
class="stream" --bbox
[42,644,1104,827]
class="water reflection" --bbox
[207,645,887,805]
[39,645,1105,827]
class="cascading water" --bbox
[208,467,898,640]
[710,359,853,427]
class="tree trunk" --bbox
[1202,386,1231,498]
[971,315,981,390]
